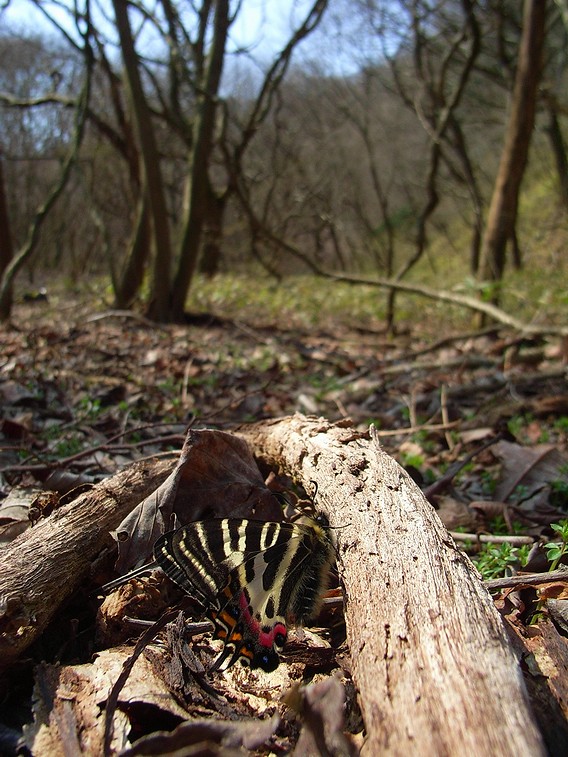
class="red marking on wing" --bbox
[238,591,287,649]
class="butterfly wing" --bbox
[209,522,300,672]
[153,519,248,606]
[153,516,335,672]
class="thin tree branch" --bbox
[0,9,94,318]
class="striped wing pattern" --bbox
[153,515,335,672]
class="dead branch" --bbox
[450,531,535,546]
[0,458,173,671]
[3,434,185,475]
[226,189,568,339]
[239,414,545,756]
[484,568,568,592]
[323,271,568,337]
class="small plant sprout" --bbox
[474,542,530,581]
[543,520,568,572]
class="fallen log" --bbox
[0,417,547,755]
[0,458,173,671]
[239,414,545,756]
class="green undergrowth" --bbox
[184,260,566,334]
[186,172,566,332]
[472,519,568,583]
[25,253,566,337]
[24,178,567,335]
[187,274,390,331]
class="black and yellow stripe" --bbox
[152,513,336,672]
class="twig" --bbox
[397,325,502,361]
[373,421,460,438]
[450,532,535,546]
[104,609,178,755]
[84,309,168,330]
[199,380,273,423]
[440,384,454,450]
[484,568,568,591]
[181,357,194,408]
[122,616,214,635]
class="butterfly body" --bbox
[153,514,335,672]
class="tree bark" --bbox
[0,458,173,672]
[545,99,568,212]
[0,153,14,319]
[478,0,547,296]
[198,183,226,277]
[170,0,230,321]
[114,191,152,308]
[239,415,545,756]
[112,0,172,322]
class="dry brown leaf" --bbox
[538,582,568,601]
[113,428,281,572]
[493,440,568,501]
[120,713,280,756]
[434,495,478,530]
[289,674,358,757]
[97,577,168,646]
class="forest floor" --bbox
[1,287,568,754]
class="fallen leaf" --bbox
[493,441,568,502]
[113,428,281,572]
[434,495,477,530]
[0,487,43,544]
[121,712,280,756]
[288,674,358,757]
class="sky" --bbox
[0,0,370,78]
[1,0,319,58]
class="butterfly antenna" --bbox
[101,560,161,593]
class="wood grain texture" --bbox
[0,458,173,670]
[240,414,545,756]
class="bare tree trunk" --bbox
[545,99,568,212]
[112,0,172,322]
[478,0,547,301]
[198,184,226,278]
[0,152,14,319]
[170,0,230,321]
[114,192,152,308]
[240,415,545,756]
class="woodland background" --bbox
[1,0,568,755]
[0,0,566,328]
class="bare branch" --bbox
[0,10,95,318]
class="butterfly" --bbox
[104,513,336,673]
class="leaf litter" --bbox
[1,298,568,753]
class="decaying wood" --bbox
[1,415,550,754]
[239,414,545,757]
[0,458,173,671]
